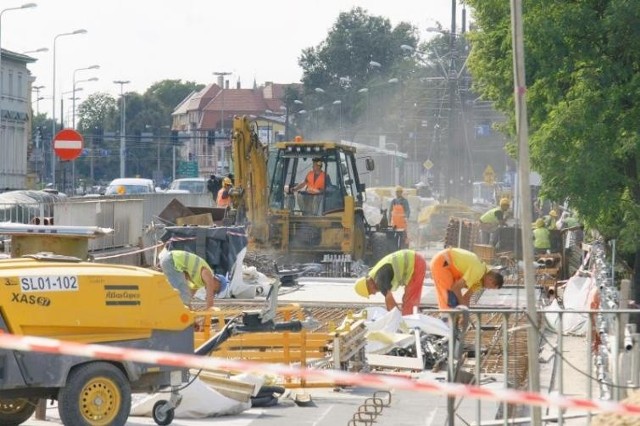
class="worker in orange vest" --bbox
[389,186,410,230]
[216,177,232,208]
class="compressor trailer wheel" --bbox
[58,361,131,426]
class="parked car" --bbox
[104,178,155,195]
[165,177,207,194]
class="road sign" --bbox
[423,159,434,170]
[53,129,84,161]
[483,165,496,184]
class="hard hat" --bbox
[549,210,558,217]
[396,186,403,194]
[354,276,370,298]
[223,177,232,186]
[499,198,510,207]
[535,218,545,228]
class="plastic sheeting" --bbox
[130,377,254,419]
[544,275,595,336]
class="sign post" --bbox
[53,129,83,193]
[53,129,84,161]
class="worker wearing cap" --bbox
[216,177,233,208]
[532,218,551,254]
[158,249,222,309]
[543,209,559,230]
[430,248,504,310]
[389,186,410,230]
[292,159,327,214]
[479,197,510,245]
[354,249,427,315]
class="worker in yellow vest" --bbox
[158,248,221,309]
[479,197,510,245]
[354,249,426,315]
[430,247,504,310]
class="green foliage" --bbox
[465,0,640,257]
[297,7,419,134]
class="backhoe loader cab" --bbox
[268,142,367,215]
[229,115,402,267]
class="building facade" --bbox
[171,78,293,177]
[0,49,35,190]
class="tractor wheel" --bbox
[58,362,131,426]
[0,397,38,426]
[152,400,175,425]
[352,215,366,261]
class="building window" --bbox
[17,73,23,98]
[8,71,13,97]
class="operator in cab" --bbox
[291,158,327,214]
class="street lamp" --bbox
[32,85,45,114]
[71,77,97,127]
[332,100,342,138]
[51,28,87,186]
[72,65,99,127]
[22,47,48,55]
[0,3,37,142]
[385,142,399,186]
[114,80,130,178]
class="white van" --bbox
[104,178,155,195]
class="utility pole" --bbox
[113,80,130,178]
[445,0,457,203]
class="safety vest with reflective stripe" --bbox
[171,250,213,290]
[368,249,415,291]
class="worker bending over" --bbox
[430,248,504,310]
[479,197,510,245]
[354,249,427,315]
[159,249,222,309]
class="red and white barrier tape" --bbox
[0,332,638,417]
[93,242,163,260]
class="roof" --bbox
[0,48,36,64]
[200,88,282,129]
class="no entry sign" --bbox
[53,129,84,161]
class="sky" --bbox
[2,0,469,117]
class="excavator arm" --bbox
[230,116,270,243]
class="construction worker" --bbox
[292,159,327,214]
[479,197,510,245]
[158,248,222,309]
[216,177,232,208]
[532,218,551,254]
[430,247,504,310]
[389,186,410,230]
[543,209,558,230]
[354,249,427,315]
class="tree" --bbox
[145,79,204,115]
[465,1,640,290]
[298,7,419,136]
